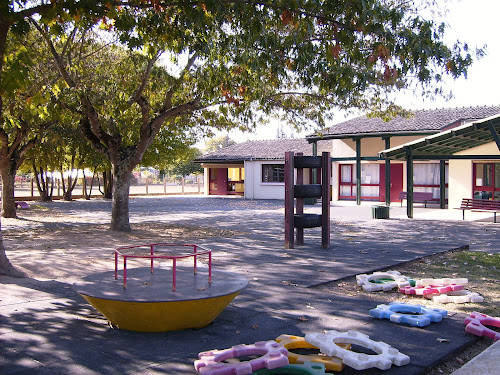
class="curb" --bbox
[449,339,500,375]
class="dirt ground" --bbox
[2,204,244,281]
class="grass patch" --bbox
[315,249,500,375]
[317,249,499,316]
[400,250,500,316]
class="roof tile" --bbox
[320,105,500,136]
[196,138,331,162]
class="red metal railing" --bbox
[114,244,212,290]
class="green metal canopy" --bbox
[379,114,500,160]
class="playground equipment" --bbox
[425,290,484,304]
[194,341,289,375]
[74,243,248,332]
[356,271,410,292]
[399,284,464,296]
[275,334,349,372]
[465,312,500,341]
[369,302,448,327]
[284,151,331,249]
[415,277,468,287]
[252,362,327,375]
[305,330,410,371]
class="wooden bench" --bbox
[399,192,434,208]
[458,198,500,223]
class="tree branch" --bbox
[29,18,77,88]
[162,52,198,111]
[129,54,159,105]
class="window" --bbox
[262,164,284,183]
[414,163,448,199]
[339,164,380,199]
[473,163,500,199]
[227,167,244,194]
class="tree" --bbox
[0,29,56,217]
[205,135,237,153]
[32,1,479,232]
[0,0,482,275]
[164,148,203,179]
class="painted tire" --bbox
[294,184,322,198]
[294,213,322,228]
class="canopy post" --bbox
[356,138,361,205]
[406,147,414,218]
[384,137,391,206]
[440,160,446,209]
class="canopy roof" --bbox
[307,105,500,142]
[379,114,500,160]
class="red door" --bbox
[216,168,228,195]
[390,164,404,202]
[380,163,403,202]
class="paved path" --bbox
[1,197,499,374]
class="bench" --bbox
[399,192,434,208]
[458,198,500,223]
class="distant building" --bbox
[195,138,331,199]
[196,105,500,214]
[307,105,500,207]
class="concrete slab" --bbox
[450,340,500,375]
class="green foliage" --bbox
[1,1,483,231]
[204,135,236,153]
[163,147,203,178]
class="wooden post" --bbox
[284,152,294,249]
[182,177,185,193]
[322,152,331,249]
[163,177,167,193]
[296,153,304,245]
[198,176,201,193]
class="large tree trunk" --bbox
[0,218,24,276]
[110,165,132,232]
[0,162,17,218]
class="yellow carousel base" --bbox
[74,267,248,332]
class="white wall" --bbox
[448,142,500,209]
[448,159,472,209]
[330,136,425,158]
[244,160,285,199]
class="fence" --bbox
[5,174,204,200]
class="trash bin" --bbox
[304,197,317,205]
[372,206,390,219]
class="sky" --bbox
[210,0,500,145]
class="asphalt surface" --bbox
[1,196,499,374]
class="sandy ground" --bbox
[2,202,243,282]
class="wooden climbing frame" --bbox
[284,151,331,249]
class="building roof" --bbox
[380,113,500,160]
[307,105,500,141]
[196,138,332,163]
